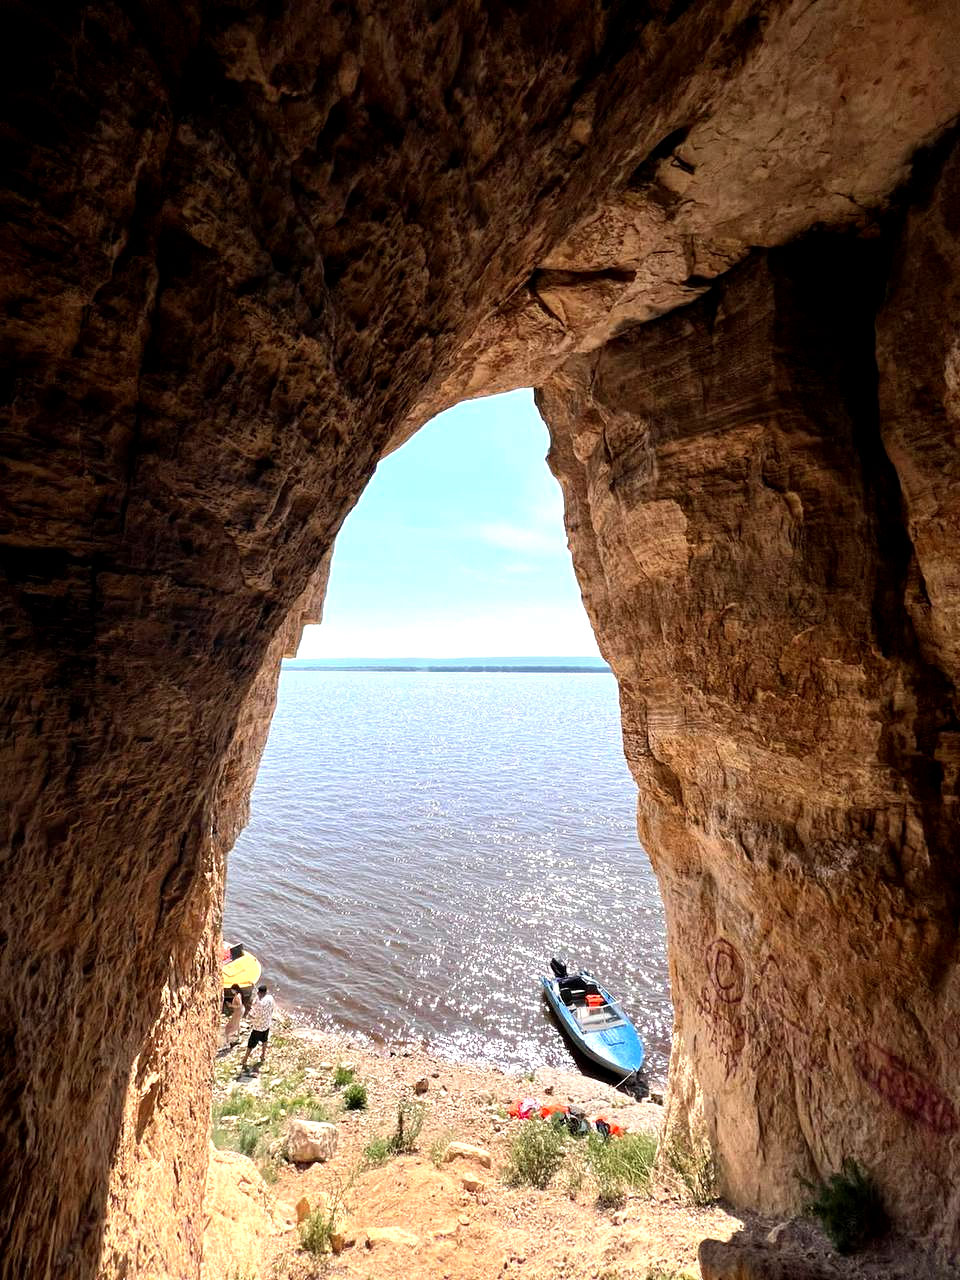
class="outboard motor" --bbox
[550,957,568,979]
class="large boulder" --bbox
[283,1119,339,1164]
[201,1146,290,1280]
[442,1142,492,1169]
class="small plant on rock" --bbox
[663,1123,717,1206]
[332,1063,355,1087]
[362,1136,395,1168]
[392,1096,425,1153]
[343,1081,368,1110]
[502,1117,567,1190]
[429,1130,454,1168]
[299,1173,354,1257]
[801,1158,888,1254]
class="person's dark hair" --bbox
[230,984,241,994]
[257,984,268,995]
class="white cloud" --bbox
[473,521,565,555]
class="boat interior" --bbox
[557,974,624,1028]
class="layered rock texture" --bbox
[540,225,960,1242]
[1,2,959,1277]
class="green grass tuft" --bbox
[360,1096,426,1168]
[217,1091,259,1118]
[300,1205,337,1257]
[235,1121,262,1158]
[299,1171,355,1257]
[211,1073,332,1164]
[332,1064,356,1087]
[502,1117,568,1189]
[586,1130,657,1207]
[429,1131,454,1169]
[362,1136,395,1168]
[343,1081,368,1110]
[802,1158,888,1254]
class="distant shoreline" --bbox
[283,664,612,674]
[283,657,612,674]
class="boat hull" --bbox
[541,974,645,1080]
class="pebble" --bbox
[414,1077,429,1095]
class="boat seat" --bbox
[561,984,588,1005]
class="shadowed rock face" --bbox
[0,3,959,1277]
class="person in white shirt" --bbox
[240,983,276,1073]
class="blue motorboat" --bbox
[541,958,645,1085]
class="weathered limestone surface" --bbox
[538,226,960,1251]
[1,3,960,1278]
[200,1147,292,1280]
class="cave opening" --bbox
[221,388,673,1082]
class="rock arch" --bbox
[1,3,959,1276]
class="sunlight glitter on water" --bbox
[224,669,673,1084]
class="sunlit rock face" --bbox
[539,220,960,1248]
[1,2,959,1277]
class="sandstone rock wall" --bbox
[538,195,960,1250]
[97,563,327,1277]
[1,2,960,1277]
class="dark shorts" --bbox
[247,1028,270,1049]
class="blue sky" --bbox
[297,389,602,658]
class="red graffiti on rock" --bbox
[696,983,746,1079]
[706,937,746,1004]
[855,1042,958,1134]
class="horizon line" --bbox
[285,655,610,664]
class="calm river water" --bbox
[224,669,672,1082]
